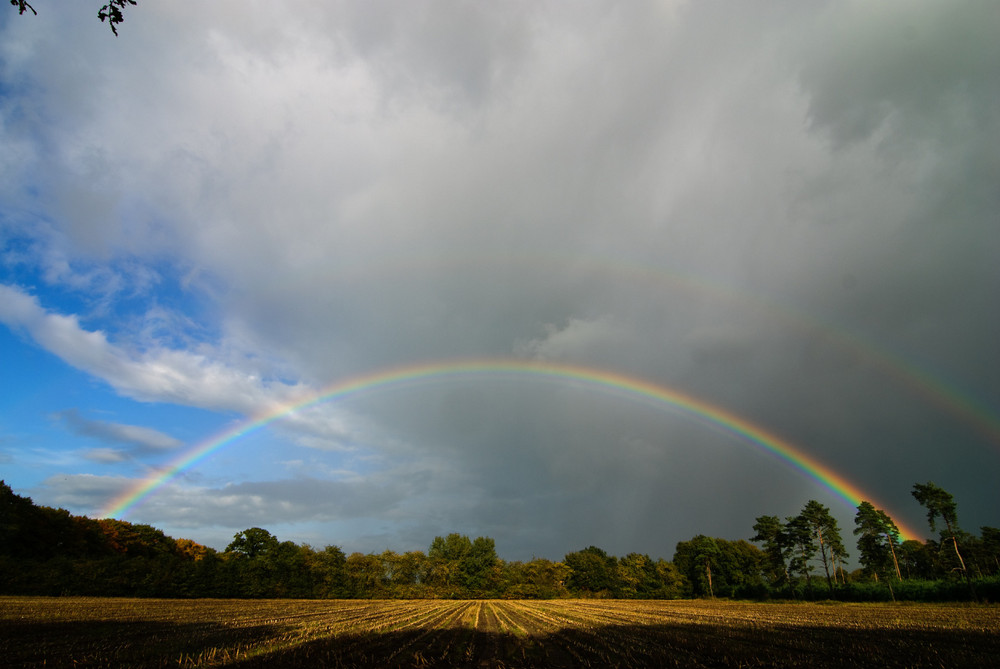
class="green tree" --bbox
[224,528,283,596]
[425,533,499,596]
[717,539,767,595]
[829,532,850,584]
[618,553,663,598]
[854,501,902,580]
[784,514,816,587]
[312,545,349,598]
[797,500,846,594]
[673,535,720,598]
[654,559,685,599]
[981,527,1000,576]
[957,532,992,579]
[427,533,468,594]
[564,546,620,596]
[264,541,313,597]
[345,552,387,597]
[912,481,979,600]
[381,550,428,596]
[182,549,226,597]
[1,481,51,559]
[897,539,937,580]
[226,527,279,559]
[752,515,792,586]
[502,558,570,599]
[911,482,967,576]
[463,536,500,594]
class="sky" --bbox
[1,1,997,561]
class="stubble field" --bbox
[2,596,998,668]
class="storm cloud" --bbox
[1,0,997,559]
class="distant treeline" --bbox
[2,481,997,600]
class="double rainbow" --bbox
[101,358,922,541]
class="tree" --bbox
[911,482,967,576]
[854,501,902,580]
[9,1,137,36]
[784,514,816,587]
[381,550,428,595]
[752,515,793,586]
[797,500,846,594]
[264,540,314,598]
[98,0,136,35]
[618,553,663,599]
[312,545,349,598]
[897,539,936,580]
[696,537,718,598]
[957,531,994,579]
[654,559,686,599]
[981,527,1000,576]
[175,538,212,562]
[10,1,36,17]
[564,546,620,596]
[96,519,177,559]
[425,533,499,596]
[672,536,721,598]
[463,536,500,594]
[675,537,766,598]
[345,552,387,597]
[1,480,43,559]
[912,481,978,600]
[502,558,570,599]
[828,532,850,585]
[226,527,279,559]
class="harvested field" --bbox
[2,597,998,667]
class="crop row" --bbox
[3,597,999,667]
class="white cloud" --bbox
[0,284,299,412]
[82,447,129,464]
[55,408,182,452]
[33,473,134,513]
[36,471,418,531]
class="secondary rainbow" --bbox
[303,251,1000,448]
[101,358,922,540]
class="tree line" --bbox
[2,480,997,600]
[681,482,998,602]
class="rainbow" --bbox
[320,251,1000,447]
[101,358,923,540]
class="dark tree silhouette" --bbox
[10,1,36,17]
[9,1,137,35]
[98,0,135,35]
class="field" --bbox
[2,597,999,668]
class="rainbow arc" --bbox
[102,358,923,541]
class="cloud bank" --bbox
[1,0,997,558]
